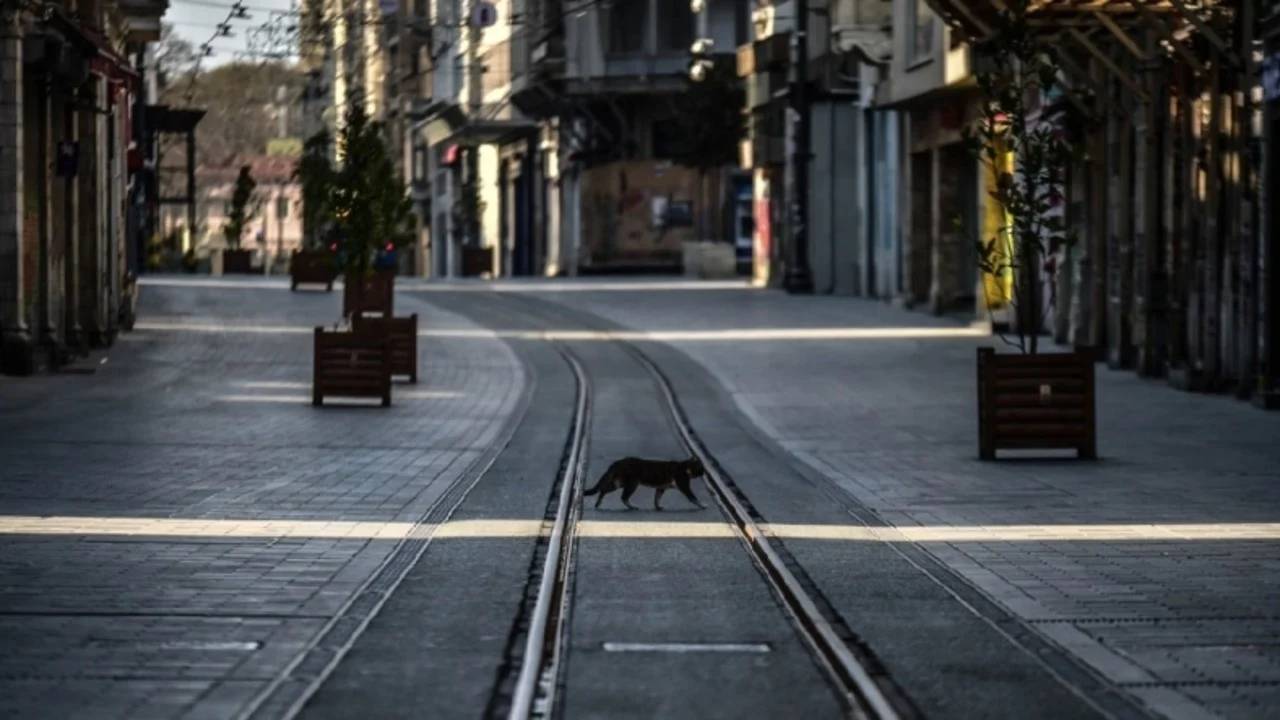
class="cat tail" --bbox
[582,471,607,496]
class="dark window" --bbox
[657,0,694,51]
[652,118,693,160]
[609,0,647,55]
[907,0,935,64]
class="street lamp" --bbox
[689,38,714,83]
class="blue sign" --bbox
[56,141,78,177]
[1265,52,1280,102]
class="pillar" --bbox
[0,4,29,373]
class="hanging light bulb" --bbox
[217,23,233,37]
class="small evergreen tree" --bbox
[294,130,335,250]
[964,0,1078,354]
[330,104,413,275]
[222,165,258,250]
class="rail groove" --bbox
[506,348,589,720]
[504,334,905,720]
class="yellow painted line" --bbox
[577,520,736,538]
[135,322,987,342]
[2,516,1278,542]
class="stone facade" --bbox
[0,0,169,374]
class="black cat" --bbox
[582,457,708,511]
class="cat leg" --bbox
[678,482,707,510]
[653,488,666,511]
[620,483,638,511]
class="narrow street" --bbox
[2,277,1277,718]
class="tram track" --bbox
[492,297,912,720]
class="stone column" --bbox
[0,3,29,374]
[78,75,105,345]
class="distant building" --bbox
[158,155,303,271]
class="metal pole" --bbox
[785,0,813,293]
[186,129,197,243]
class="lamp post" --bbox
[784,0,813,294]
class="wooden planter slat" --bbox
[313,327,391,406]
[994,378,1088,392]
[343,270,395,318]
[994,408,1088,421]
[993,437,1088,449]
[994,424,1089,437]
[978,347,1096,460]
[986,352,1091,367]
[992,393,1088,407]
[353,314,418,383]
[291,250,337,291]
[223,249,253,274]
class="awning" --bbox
[420,103,536,146]
[145,105,206,134]
[926,0,1239,100]
[927,0,1237,69]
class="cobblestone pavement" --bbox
[0,277,525,719]
[483,278,1280,720]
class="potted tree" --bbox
[454,152,491,278]
[222,165,257,274]
[311,104,414,407]
[291,131,339,291]
[967,0,1096,460]
[330,104,414,316]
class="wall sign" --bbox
[56,141,78,177]
[1264,52,1280,102]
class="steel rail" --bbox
[506,332,901,720]
[507,347,590,720]
[628,345,903,720]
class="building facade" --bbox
[747,0,1277,409]
[1,0,172,374]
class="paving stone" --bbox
[0,278,525,718]
[522,278,1280,720]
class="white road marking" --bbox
[602,642,771,654]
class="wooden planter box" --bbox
[343,269,395,318]
[353,313,418,383]
[312,327,391,406]
[223,249,253,274]
[462,246,493,277]
[290,250,337,291]
[977,348,1096,460]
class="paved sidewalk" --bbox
[0,278,525,718]
[511,278,1280,720]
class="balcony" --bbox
[117,0,169,42]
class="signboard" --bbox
[1264,52,1280,102]
[56,141,78,177]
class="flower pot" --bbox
[290,250,338,291]
[342,269,395,318]
[462,246,493,277]
[222,249,253,274]
[977,347,1096,460]
[312,326,392,406]
[352,313,418,383]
